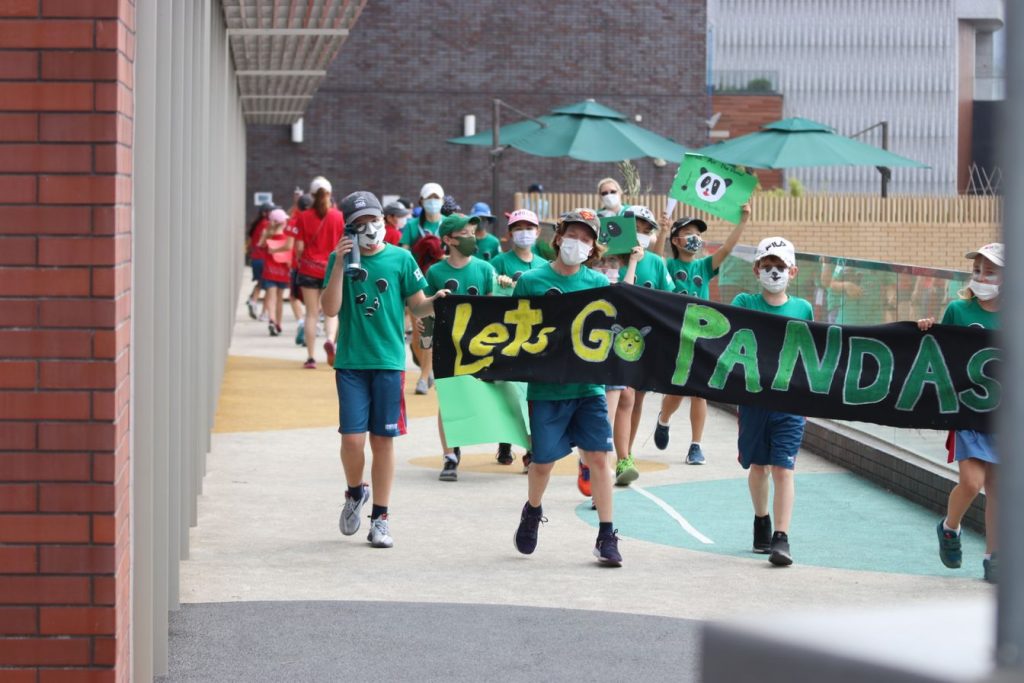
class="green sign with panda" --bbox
[670,153,757,224]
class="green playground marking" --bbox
[577,472,988,579]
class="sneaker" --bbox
[268,322,278,337]
[937,521,962,569]
[323,339,336,366]
[521,451,532,474]
[367,514,394,548]
[303,358,316,370]
[594,530,623,566]
[614,454,639,486]
[439,455,459,482]
[577,459,592,497]
[339,484,369,536]
[685,443,706,465]
[246,298,258,319]
[295,324,305,346]
[275,322,283,334]
[654,419,670,450]
[753,515,772,554]
[428,372,435,388]
[984,554,997,584]
[768,531,792,566]
[496,443,513,465]
[415,378,429,395]
[514,503,546,555]
[258,311,269,322]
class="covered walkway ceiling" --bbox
[221,1,368,125]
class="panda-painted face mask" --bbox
[683,235,703,253]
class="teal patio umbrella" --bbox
[449,99,689,162]
[696,117,928,196]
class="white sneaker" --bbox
[367,515,394,548]
[339,484,369,536]
[258,311,269,322]
[415,378,429,395]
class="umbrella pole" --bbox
[492,98,501,231]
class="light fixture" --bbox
[291,117,304,143]
[463,114,476,137]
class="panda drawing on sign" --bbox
[696,167,732,203]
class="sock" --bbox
[772,530,788,541]
[371,504,387,520]
[756,514,770,522]
[526,502,542,515]
[943,520,961,534]
[984,553,992,560]
[599,522,614,536]
[691,442,701,448]
[346,485,364,501]
[443,451,457,462]
[657,413,670,427]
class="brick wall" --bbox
[709,94,784,190]
[246,0,708,221]
[0,1,134,681]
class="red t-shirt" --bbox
[384,224,402,246]
[262,234,291,283]
[249,218,268,261]
[285,217,301,269]
[297,207,345,278]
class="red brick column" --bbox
[0,1,134,681]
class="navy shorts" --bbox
[296,273,324,290]
[251,258,265,282]
[737,405,805,470]
[335,369,407,437]
[528,395,613,464]
[262,279,288,289]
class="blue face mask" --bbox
[422,198,443,215]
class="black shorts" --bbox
[296,273,324,290]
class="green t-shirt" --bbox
[666,255,718,298]
[323,246,426,370]
[514,263,609,400]
[831,263,897,325]
[941,297,999,330]
[476,232,501,261]
[425,256,495,296]
[731,292,814,322]
[491,249,547,294]
[619,250,674,291]
[399,215,442,247]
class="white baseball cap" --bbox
[310,176,332,194]
[965,242,1004,267]
[420,182,444,199]
[755,236,796,267]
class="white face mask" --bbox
[969,279,1000,301]
[636,233,652,250]
[512,229,538,248]
[600,192,620,210]
[599,267,620,284]
[422,198,443,215]
[394,216,408,230]
[558,237,592,266]
[357,219,386,249]
[758,266,790,294]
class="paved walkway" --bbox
[161,281,993,682]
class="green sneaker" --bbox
[615,454,640,487]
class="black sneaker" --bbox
[753,515,772,554]
[514,503,545,555]
[496,443,513,465]
[594,530,623,566]
[439,456,459,482]
[654,419,670,450]
[769,531,792,566]
[453,447,461,458]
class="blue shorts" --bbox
[954,430,997,464]
[737,405,805,470]
[335,369,407,437]
[251,258,265,282]
[262,279,288,289]
[528,395,612,464]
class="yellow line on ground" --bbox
[214,355,439,433]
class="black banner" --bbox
[432,284,999,431]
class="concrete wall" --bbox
[245,0,709,221]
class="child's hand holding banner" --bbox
[669,153,757,224]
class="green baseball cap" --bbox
[439,213,480,237]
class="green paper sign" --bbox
[598,215,638,256]
[669,153,757,224]
[436,376,531,450]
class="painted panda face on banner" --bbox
[697,167,732,203]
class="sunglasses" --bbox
[600,190,618,196]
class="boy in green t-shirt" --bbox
[655,204,750,466]
[512,209,622,566]
[731,236,813,567]
[321,191,449,549]
[470,202,502,261]
[426,214,497,481]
